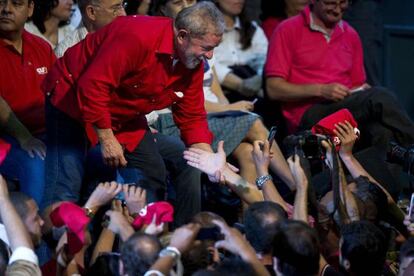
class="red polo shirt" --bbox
[43,16,213,151]
[0,31,56,134]
[265,6,365,132]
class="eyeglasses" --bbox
[92,1,127,16]
[320,0,349,9]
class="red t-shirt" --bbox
[43,16,213,151]
[0,31,56,134]
[265,7,366,133]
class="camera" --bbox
[283,131,329,160]
[387,142,414,173]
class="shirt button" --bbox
[28,61,32,65]
[56,80,59,84]
[151,99,155,103]
[133,85,138,88]
[68,74,72,78]
[47,92,51,96]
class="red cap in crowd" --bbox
[50,202,90,255]
[311,108,359,150]
[132,201,174,229]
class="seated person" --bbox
[265,0,414,152]
[25,0,74,48]
[0,0,56,205]
[213,0,268,101]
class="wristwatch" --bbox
[255,175,272,190]
[159,246,181,263]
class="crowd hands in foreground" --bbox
[1,121,414,276]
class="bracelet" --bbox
[255,174,272,190]
[83,207,95,218]
[144,270,164,276]
[159,246,181,263]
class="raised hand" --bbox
[183,140,227,181]
[334,121,358,158]
[169,223,201,254]
[287,155,308,188]
[123,185,146,215]
[252,140,272,176]
[84,182,122,212]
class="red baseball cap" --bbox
[311,108,359,150]
[0,139,10,165]
[132,201,174,230]
[50,202,90,255]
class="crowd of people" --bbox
[1,0,414,275]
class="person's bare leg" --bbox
[244,119,296,190]
[232,142,257,185]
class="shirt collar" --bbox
[0,30,29,53]
[303,6,344,40]
[155,19,175,56]
[225,16,241,32]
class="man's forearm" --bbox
[266,77,320,101]
[96,128,116,143]
[0,97,32,144]
[222,168,263,204]
[0,198,33,250]
[293,182,309,223]
[190,143,213,152]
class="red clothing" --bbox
[0,31,56,134]
[261,17,284,41]
[265,7,366,132]
[43,16,212,151]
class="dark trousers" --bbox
[44,100,201,226]
[102,132,202,227]
[299,87,414,150]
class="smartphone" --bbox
[408,193,414,221]
[268,126,277,148]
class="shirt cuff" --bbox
[9,247,38,265]
[181,128,213,146]
[92,116,112,130]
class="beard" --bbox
[182,52,202,69]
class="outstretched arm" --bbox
[184,141,263,204]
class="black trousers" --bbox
[299,87,414,150]
[123,131,201,227]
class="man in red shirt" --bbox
[0,0,56,205]
[265,0,414,151]
[42,2,225,214]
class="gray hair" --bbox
[175,1,225,38]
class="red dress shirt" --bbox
[0,31,56,134]
[43,16,213,151]
[265,7,366,133]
